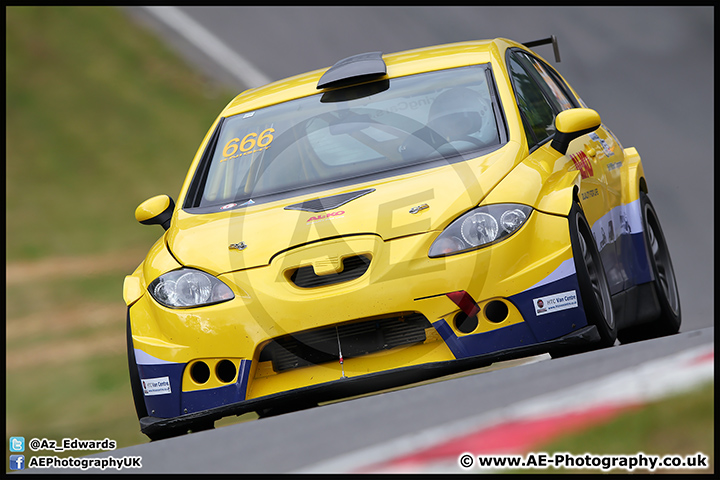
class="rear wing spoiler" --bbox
[523,35,561,63]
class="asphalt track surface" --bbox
[97,7,712,474]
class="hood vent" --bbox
[284,188,375,213]
[290,254,371,289]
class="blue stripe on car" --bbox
[433,273,588,359]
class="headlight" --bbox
[429,204,533,257]
[149,268,235,308]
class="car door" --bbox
[506,48,625,295]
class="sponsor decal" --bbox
[533,290,578,316]
[619,213,631,234]
[307,210,345,224]
[570,151,593,179]
[588,131,615,157]
[220,203,237,210]
[596,227,608,250]
[604,126,623,150]
[589,199,643,249]
[371,96,434,119]
[607,161,623,171]
[141,376,171,396]
[581,188,599,200]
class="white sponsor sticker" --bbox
[533,290,578,316]
[141,376,172,396]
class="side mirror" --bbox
[135,195,175,230]
[550,108,602,155]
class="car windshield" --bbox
[190,64,503,209]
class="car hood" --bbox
[167,142,522,274]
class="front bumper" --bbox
[139,325,598,439]
[129,209,592,435]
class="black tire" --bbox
[551,202,616,357]
[618,192,681,343]
[126,311,149,421]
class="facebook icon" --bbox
[10,454,25,470]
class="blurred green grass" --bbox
[6,272,121,320]
[6,6,236,471]
[6,353,146,451]
[6,6,234,261]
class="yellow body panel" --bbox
[622,147,646,200]
[130,209,573,397]
[123,264,144,307]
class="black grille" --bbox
[284,188,375,213]
[259,313,431,373]
[290,255,370,288]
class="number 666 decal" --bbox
[222,127,275,162]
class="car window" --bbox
[507,52,556,148]
[521,53,575,111]
[187,64,505,209]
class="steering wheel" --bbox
[399,126,488,161]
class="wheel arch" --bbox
[622,147,648,203]
[534,170,583,216]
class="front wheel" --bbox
[551,202,616,358]
[618,192,681,343]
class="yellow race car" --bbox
[124,36,680,439]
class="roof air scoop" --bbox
[317,51,387,90]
